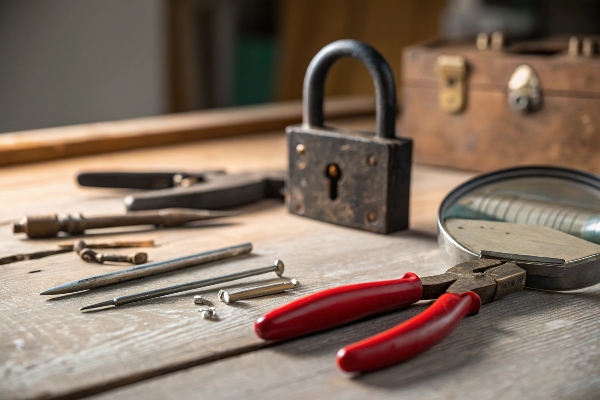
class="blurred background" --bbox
[1,0,599,133]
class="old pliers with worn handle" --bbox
[254,259,525,372]
[77,170,285,211]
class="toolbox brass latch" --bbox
[435,55,467,113]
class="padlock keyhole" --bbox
[325,163,341,200]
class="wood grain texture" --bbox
[0,119,473,400]
[90,283,600,400]
[0,96,375,167]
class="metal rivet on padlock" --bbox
[286,39,413,234]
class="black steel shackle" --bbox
[302,39,397,139]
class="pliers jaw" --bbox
[421,259,526,305]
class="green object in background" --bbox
[235,36,278,106]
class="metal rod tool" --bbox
[80,260,285,310]
[41,242,252,295]
[13,208,239,238]
[219,279,299,304]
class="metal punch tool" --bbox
[41,242,252,295]
[81,260,285,310]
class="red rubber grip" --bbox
[254,273,423,341]
[336,291,481,372]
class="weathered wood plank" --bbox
[90,283,600,400]
[0,123,472,400]
[402,87,600,173]
[0,96,375,167]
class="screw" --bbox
[199,307,216,319]
[73,239,149,265]
[367,212,377,222]
[79,248,148,265]
[78,257,284,310]
[219,279,300,304]
[193,295,206,305]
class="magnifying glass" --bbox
[438,166,600,291]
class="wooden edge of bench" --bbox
[0,95,375,167]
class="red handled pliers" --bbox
[254,259,525,372]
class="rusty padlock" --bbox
[286,39,413,233]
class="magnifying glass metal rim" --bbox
[437,165,600,290]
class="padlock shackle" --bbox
[303,39,397,139]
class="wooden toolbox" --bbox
[401,35,600,174]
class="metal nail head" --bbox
[199,307,216,319]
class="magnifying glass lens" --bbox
[443,175,600,244]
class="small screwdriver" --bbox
[13,208,239,238]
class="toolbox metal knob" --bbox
[507,64,542,113]
[287,39,413,234]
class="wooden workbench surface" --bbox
[1,116,599,400]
